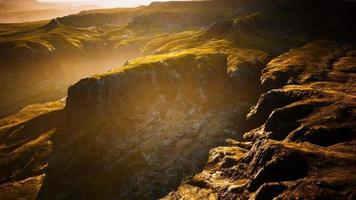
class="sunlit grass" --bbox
[0,101,64,130]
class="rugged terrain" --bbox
[0,0,239,117]
[0,0,355,199]
[165,40,356,200]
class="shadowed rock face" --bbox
[38,52,251,200]
[66,53,229,119]
[32,42,272,199]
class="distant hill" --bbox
[0,0,98,23]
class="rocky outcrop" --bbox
[166,40,356,199]
[0,174,45,200]
[165,140,356,199]
[38,51,254,200]
[246,41,356,143]
[66,52,229,119]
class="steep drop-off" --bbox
[39,49,262,200]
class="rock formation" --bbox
[165,40,356,199]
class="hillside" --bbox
[0,0,355,200]
[0,0,240,118]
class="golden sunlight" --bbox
[38,0,188,7]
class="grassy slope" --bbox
[0,101,64,200]
[0,0,243,117]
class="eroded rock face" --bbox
[165,41,356,199]
[38,52,253,200]
[246,41,356,143]
[0,175,45,200]
[165,140,356,200]
[66,53,229,119]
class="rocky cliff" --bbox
[165,40,356,200]
[39,49,254,200]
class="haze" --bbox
[0,0,195,23]
[39,0,189,7]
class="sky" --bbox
[38,0,187,7]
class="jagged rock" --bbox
[167,39,356,199]
[286,125,355,147]
[225,139,253,150]
[0,175,45,200]
[246,149,308,191]
[187,173,209,188]
[165,140,356,199]
[246,87,315,128]
[264,101,329,140]
[244,40,356,143]
[251,182,287,200]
